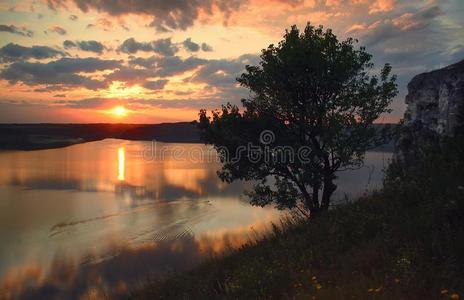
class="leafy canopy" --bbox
[199,23,397,213]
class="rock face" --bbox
[395,60,464,164]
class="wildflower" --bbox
[441,290,449,294]
[368,288,374,292]
[375,287,383,292]
[315,283,322,290]
[450,294,459,299]
[394,278,400,283]
[312,276,317,281]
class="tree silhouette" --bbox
[199,23,397,214]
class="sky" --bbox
[0,0,462,123]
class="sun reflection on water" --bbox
[118,147,125,181]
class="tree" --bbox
[198,23,398,215]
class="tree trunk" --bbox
[321,175,336,211]
[312,186,319,210]
[299,185,315,212]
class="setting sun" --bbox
[111,106,129,118]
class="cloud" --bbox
[183,38,200,52]
[108,54,255,96]
[142,79,169,90]
[128,55,158,69]
[151,38,179,57]
[104,66,158,86]
[69,14,78,21]
[118,38,178,56]
[63,40,76,48]
[391,5,442,31]
[0,57,121,90]
[118,38,152,53]
[86,18,113,31]
[63,40,106,53]
[349,5,443,47]
[189,54,259,88]
[156,56,208,77]
[46,0,246,31]
[182,38,214,52]
[104,56,207,86]
[47,25,67,35]
[0,24,33,37]
[100,53,255,98]
[56,97,111,108]
[201,43,213,52]
[57,97,230,110]
[368,0,395,14]
[0,43,68,63]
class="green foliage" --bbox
[199,24,398,213]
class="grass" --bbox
[131,139,464,299]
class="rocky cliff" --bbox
[395,60,464,164]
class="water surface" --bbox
[0,139,391,299]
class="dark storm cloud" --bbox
[46,0,246,31]
[0,58,121,90]
[118,38,178,56]
[63,40,106,53]
[0,24,33,37]
[0,43,68,63]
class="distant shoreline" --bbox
[0,122,201,151]
[0,122,397,151]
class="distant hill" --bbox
[0,122,201,150]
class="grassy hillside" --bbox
[132,138,464,299]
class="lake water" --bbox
[0,139,391,299]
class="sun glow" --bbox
[111,106,129,118]
[106,81,143,98]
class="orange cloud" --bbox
[368,0,395,14]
